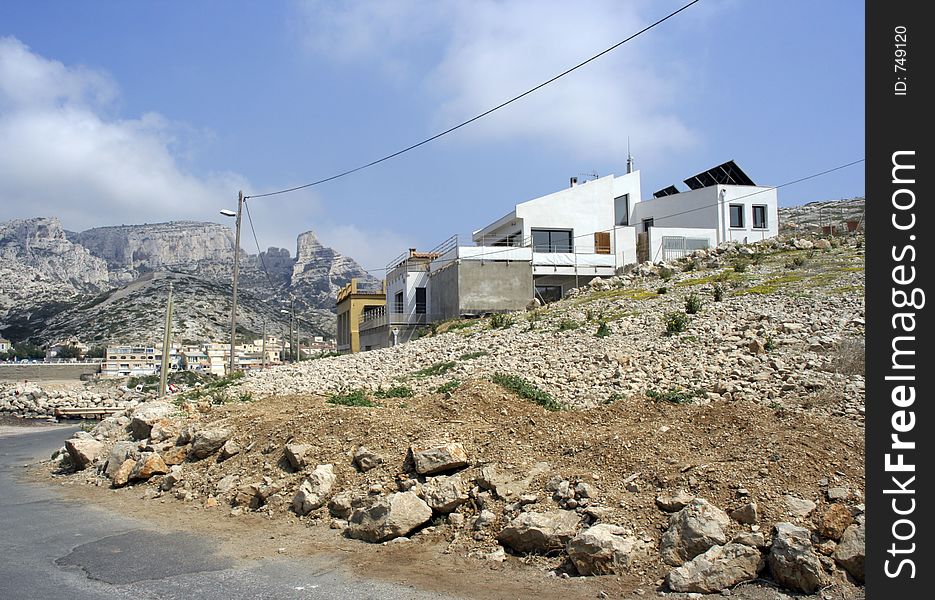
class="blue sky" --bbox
[0,1,864,272]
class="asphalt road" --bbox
[0,425,454,600]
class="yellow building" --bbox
[336,278,385,353]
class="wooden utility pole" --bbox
[159,282,174,398]
[229,191,244,375]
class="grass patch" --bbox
[175,371,246,404]
[489,313,514,329]
[459,351,488,360]
[328,390,376,407]
[437,319,477,334]
[684,293,703,314]
[491,373,563,411]
[557,319,580,332]
[676,272,741,287]
[434,379,461,394]
[646,388,700,404]
[413,361,457,378]
[374,385,413,399]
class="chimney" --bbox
[570,176,578,188]
[408,247,417,257]
[626,137,634,174]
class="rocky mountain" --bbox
[778,197,864,231]
[0,217,379,346]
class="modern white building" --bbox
[353,160,778,350]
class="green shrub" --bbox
[374,385,413,399]
[682,260,696,272]
[657,286,668,295]
[585,308,595,322]
[647,388,696,404]
[413,361,456,378]
[434,380,461,394]
[685,293,703,314]
[733,260,748,273]
[750,251,767,266]
[458,351,488,360]
[557,319,580,332]
[765,337,777,352]
[664,312,689,335]
[659,267,675,281]
[489,313,514,329]
[491,373,563,411]
[712,283,724,302]
[785,255,809,269]
[604,392,624,404]
[328,390,376,407]
[595,320,611,338]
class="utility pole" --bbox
[296,313,301,362]
[261,318,267,370]
[290,296,296,362]
[159,282,173,398]
[227,191,244,376]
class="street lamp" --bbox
[220,191,244,376]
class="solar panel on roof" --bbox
[653,185,680,198]
[683,160,756,190]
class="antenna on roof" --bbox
[626,137,635,174]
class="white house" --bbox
[0,337,10,353]
[355,160,778,350]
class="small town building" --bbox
[336,278,386,353]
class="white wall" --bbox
[385,268,431,322]
[647,227,717,264]
[632,185,779,244]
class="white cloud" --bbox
[0,37,246,231]
[295,0,697,160]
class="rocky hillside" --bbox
[45,232,866,598]
[0,217,378,344]
[779,197,864,232]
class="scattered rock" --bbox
[111,459,136,488]
[160,465,183,491]
[826,486,849,501]
[667,543,764,593]
[160,445,188,466]
[660,498,731,566]
[129,452,169,481]
[783,495,816,518]
[65,437,105,471]
[818,503,853,541]
[219,439,241,461]
[328,492,355,519]
[497,510,581,554]
[421,474,468,513]
[410,442,469,475]
[768,522,828,593]
[104,441,140,478]
[731,532,767,549]
[293,464,336,515]
[284,443,312,471]
[127,402,174,440]
[149,419,179,443]
[346,491,433,543]
[729,502,758,525]
[352,446,383,472]
[656,490,694,512]
[833,523,865,582]
[189,429,231,459]
[567,524,644,576]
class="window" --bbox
[535,285,563,304]
[729,204,745,228]
[531,229,573,253]
[415,287,426,314]
[752,205,767,229]
[594,232,611,254]
[394,291,404,314]
[642,218,654,232]
[614,194,629,226]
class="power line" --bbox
[244,0,703,200]
[355,158,866,274]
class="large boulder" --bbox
[292,464,337,515]
[667,543,764,593]
[346,491,432,543]
[477,462,550,501]
[104,441,140,478]
[189,428,231,459]
[768,522,828,593]
[149,419,180,443]
[421,474,468,513]
[65,437,105,470]
[410,442,469,475]
[497,510,581,554]
[833,523,865,582]
[127,402,175,440]
[111,459,136,488]
[567,524,644,576]
[129,452,169,481]
[660,498,731,566]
